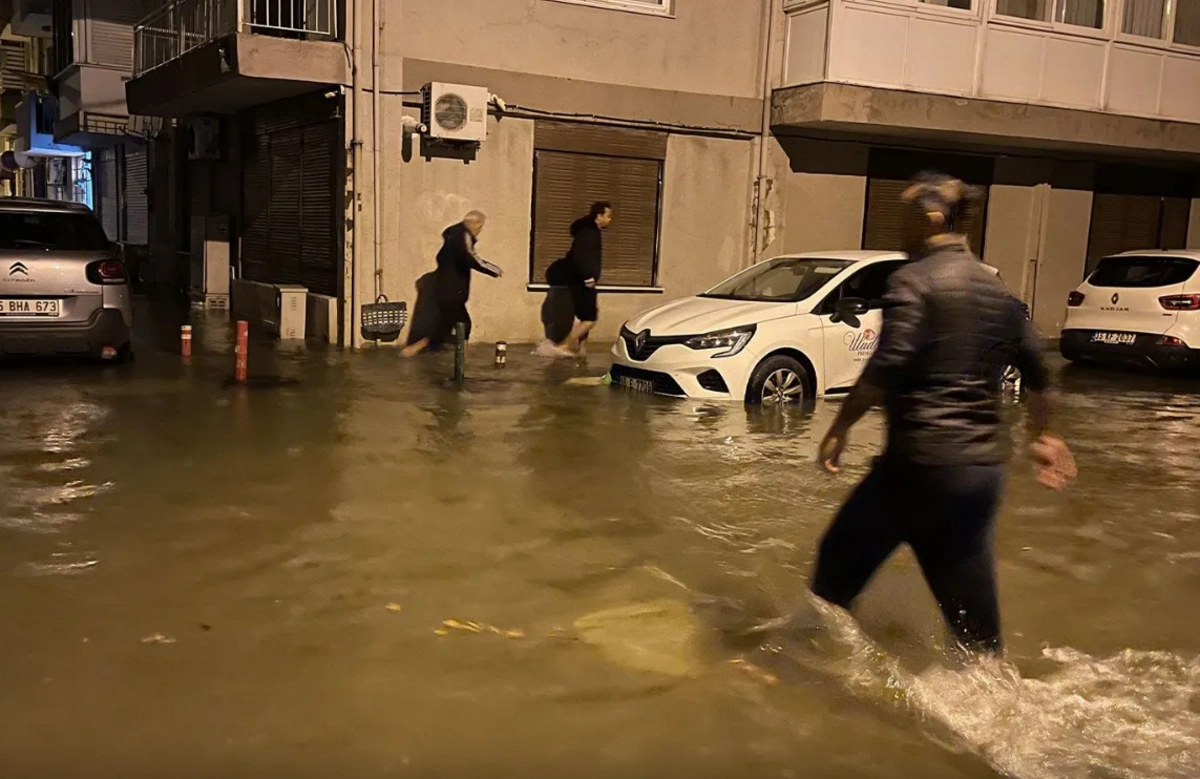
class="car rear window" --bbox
[0,211,111,251]
[1088,256,1199,288]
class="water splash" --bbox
[793,599,1200,779]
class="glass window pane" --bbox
[996,0,1050,21]
[1056,0,1105,28]
[920,0,973,9]
[1176,0,1200,46]
[1122,0,1166,38]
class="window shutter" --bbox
[268,125,304,286]
[1159,196,1191,250]
[531,124,665,288]
[123,144,149,245]
[1085,194,1162,276]
[863,177,988,256]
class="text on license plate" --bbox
[0,298,62,317]
[1090,331,1137,345]
[616,376,655,393]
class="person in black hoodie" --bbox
[554,202,613,355]
[402,210,503,357]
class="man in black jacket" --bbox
[811,172,1076,655]
[402,210,502,357]
[555,201,612,355]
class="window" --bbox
[1178,0,1200,45]
[1123,0,1200,45]
[530,121,665,288]
[51,0,74,75]
[995,0,1104,28]
[1088,256,1198,287]
[547,0,674,16]
[0,212,110,251]
[818,261,907,315]
[920,0,973,9]
[701,257,852,303]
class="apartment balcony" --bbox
[773,0,1200,161]
[126,0,348,117]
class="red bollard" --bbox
[181,324,193,357]
[234,320,248,383]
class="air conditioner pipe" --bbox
[372,0,383,303]
[350,0,364,348]
[752,0,777,264]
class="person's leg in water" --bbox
[558,281,598,355]
[906,464,1005,655]
[810,461,907,611]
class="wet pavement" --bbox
[1,310,1198,778]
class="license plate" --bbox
[0,299,62,318]
[616,376,655,393]
[1090,331,1136,346]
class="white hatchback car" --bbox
[608,251,910,403]
[1060,250,1200,371]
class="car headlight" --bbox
[684,325,756,358]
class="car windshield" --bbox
[700,257,852,302]
[1088,256,1199,288]
[0,211,110,251]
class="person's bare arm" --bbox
[1013,310,1075,489]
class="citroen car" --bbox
[0,198,132,361]
[1060,250,1200,371]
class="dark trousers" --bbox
[811,457,1005,653]
[429,298,471,350]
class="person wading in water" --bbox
[402,210,502,358]
[810,171,1076,655]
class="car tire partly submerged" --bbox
[747,355,811,406]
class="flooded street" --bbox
[1,316,1198,779]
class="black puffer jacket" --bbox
[565,216,603,284]
[860,236,1049,466]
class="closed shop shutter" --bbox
[863,177,989,256]
[85,0,142,70]
[123,144,149,245]
[531,122,665,288]
[240,92,343,297]
[1085,194,1166,277]
[1160,196,1191,250]
[99,148,119,241]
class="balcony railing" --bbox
[134,0,339,78]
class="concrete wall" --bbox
[375,115,754,344]
[773,138,867,255]
[402,0,768,99]
[1190,200,1200,249]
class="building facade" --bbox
[124,0,1200,345]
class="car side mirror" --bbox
[830,297,869,325]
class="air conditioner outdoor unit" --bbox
[188,117,221,160]
[421,83,489,143]
[189,215,230,310]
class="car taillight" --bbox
[1067,291,1085,307]
[1158,336,1189,348]
[86,259,127,285]
[1158,294,1200,311]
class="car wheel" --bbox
[747,355,810,406]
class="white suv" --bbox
[1060,250,1200,371]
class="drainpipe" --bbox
[350,0,364,348]
[372,0,383,302]
[752,0,777,264]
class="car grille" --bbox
[609,364,686,396]
[696,369,729,393]
[620,329,690,361]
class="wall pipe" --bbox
[752,0,777,264]
[349,0,364,349]
[372,0,383,302]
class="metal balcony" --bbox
[134,0,339,78]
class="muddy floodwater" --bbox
[1,317,1198,779]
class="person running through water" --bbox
[554,202,612,356]
[402,210,502,358]
[811,171,1076,655]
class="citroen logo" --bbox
[8,262,28,276]
[633,329,649,351]
[1111,293,1120,305]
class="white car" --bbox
[608,251,910,404]
[1060,249,1200,371]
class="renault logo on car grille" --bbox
[1111,293,1120,305]
[8,262,28,276]
[634,329,649,351]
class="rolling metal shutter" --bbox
[862,178,989,256]
[1085,194,1161,276]
[1086,165,1196,276]
[98,148,119,241]
[122,144,149,245]
[240,92,342,297]
[84,0,142,69]
[1160,197,1191,250]
[531,121,666,288]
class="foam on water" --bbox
[801,598,1200,779]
